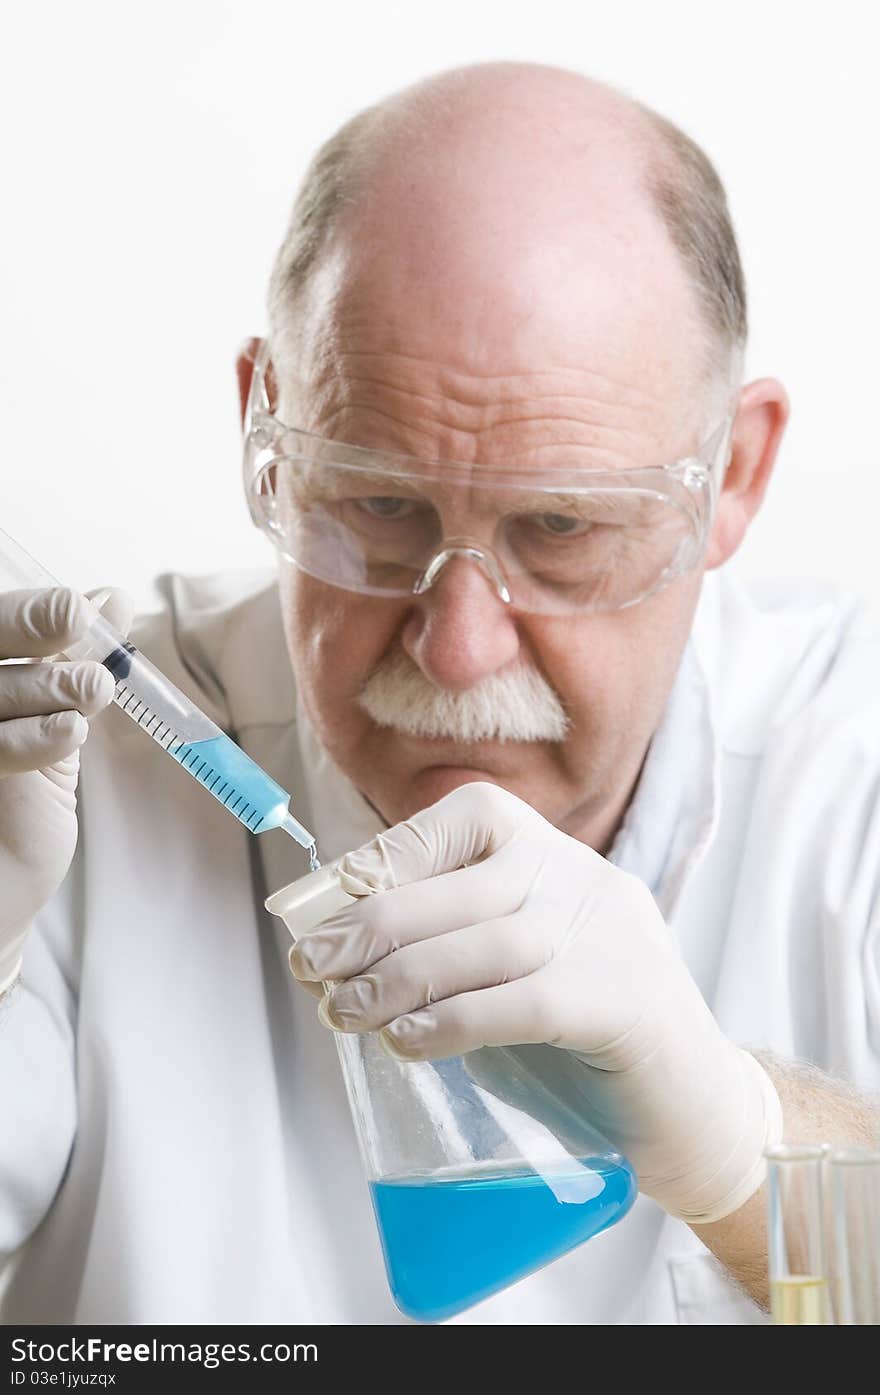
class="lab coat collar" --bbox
[607,635,719,920]
[689,568,856,757]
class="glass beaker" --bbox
[828,1147,880,1325]
[267,863,638,1323]
[764,1144,830,1324]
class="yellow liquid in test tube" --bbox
[770,1276,829,1325]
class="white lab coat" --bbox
[1,566,878,1325]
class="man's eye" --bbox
[532,513,590,536]
[357,497,417,519]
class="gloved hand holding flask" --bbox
[289,781,783,1225]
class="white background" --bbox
[1,0,877,612]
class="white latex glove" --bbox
[0,585,133,994]
[290,781,783,1224]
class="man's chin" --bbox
[354,723,556,821]
[408,764,504,807]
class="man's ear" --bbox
[235,337,279,429]
[704,377,790,570]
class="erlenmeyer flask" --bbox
[267,863,638,1323]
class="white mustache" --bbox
[357,650,569,743]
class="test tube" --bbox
[828,1147,880,1325]
[765,1144,830,1324]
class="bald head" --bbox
[268,63,745,422]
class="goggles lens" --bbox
[244,352,730,615]
[250,456,710,613]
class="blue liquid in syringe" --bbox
[169,734,286,831]
[370,1157,637,1323]
[169,734,318,865]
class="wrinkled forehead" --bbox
[280,279,708,476]
[278,158,710,466]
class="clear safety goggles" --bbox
[243,343,733,615]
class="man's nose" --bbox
[400,553,521,691]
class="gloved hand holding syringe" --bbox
[0,525,320,867]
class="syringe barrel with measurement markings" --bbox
[62,614,315,843]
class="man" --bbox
[1,63,877,1325]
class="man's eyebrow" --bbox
[488,488,663,520]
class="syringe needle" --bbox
[282,811,321,868]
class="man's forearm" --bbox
[692,1053,880,1308]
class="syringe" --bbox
[0,527,320,867]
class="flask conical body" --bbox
[268,866,638,1322]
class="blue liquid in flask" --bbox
[370,1156,637,1322]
